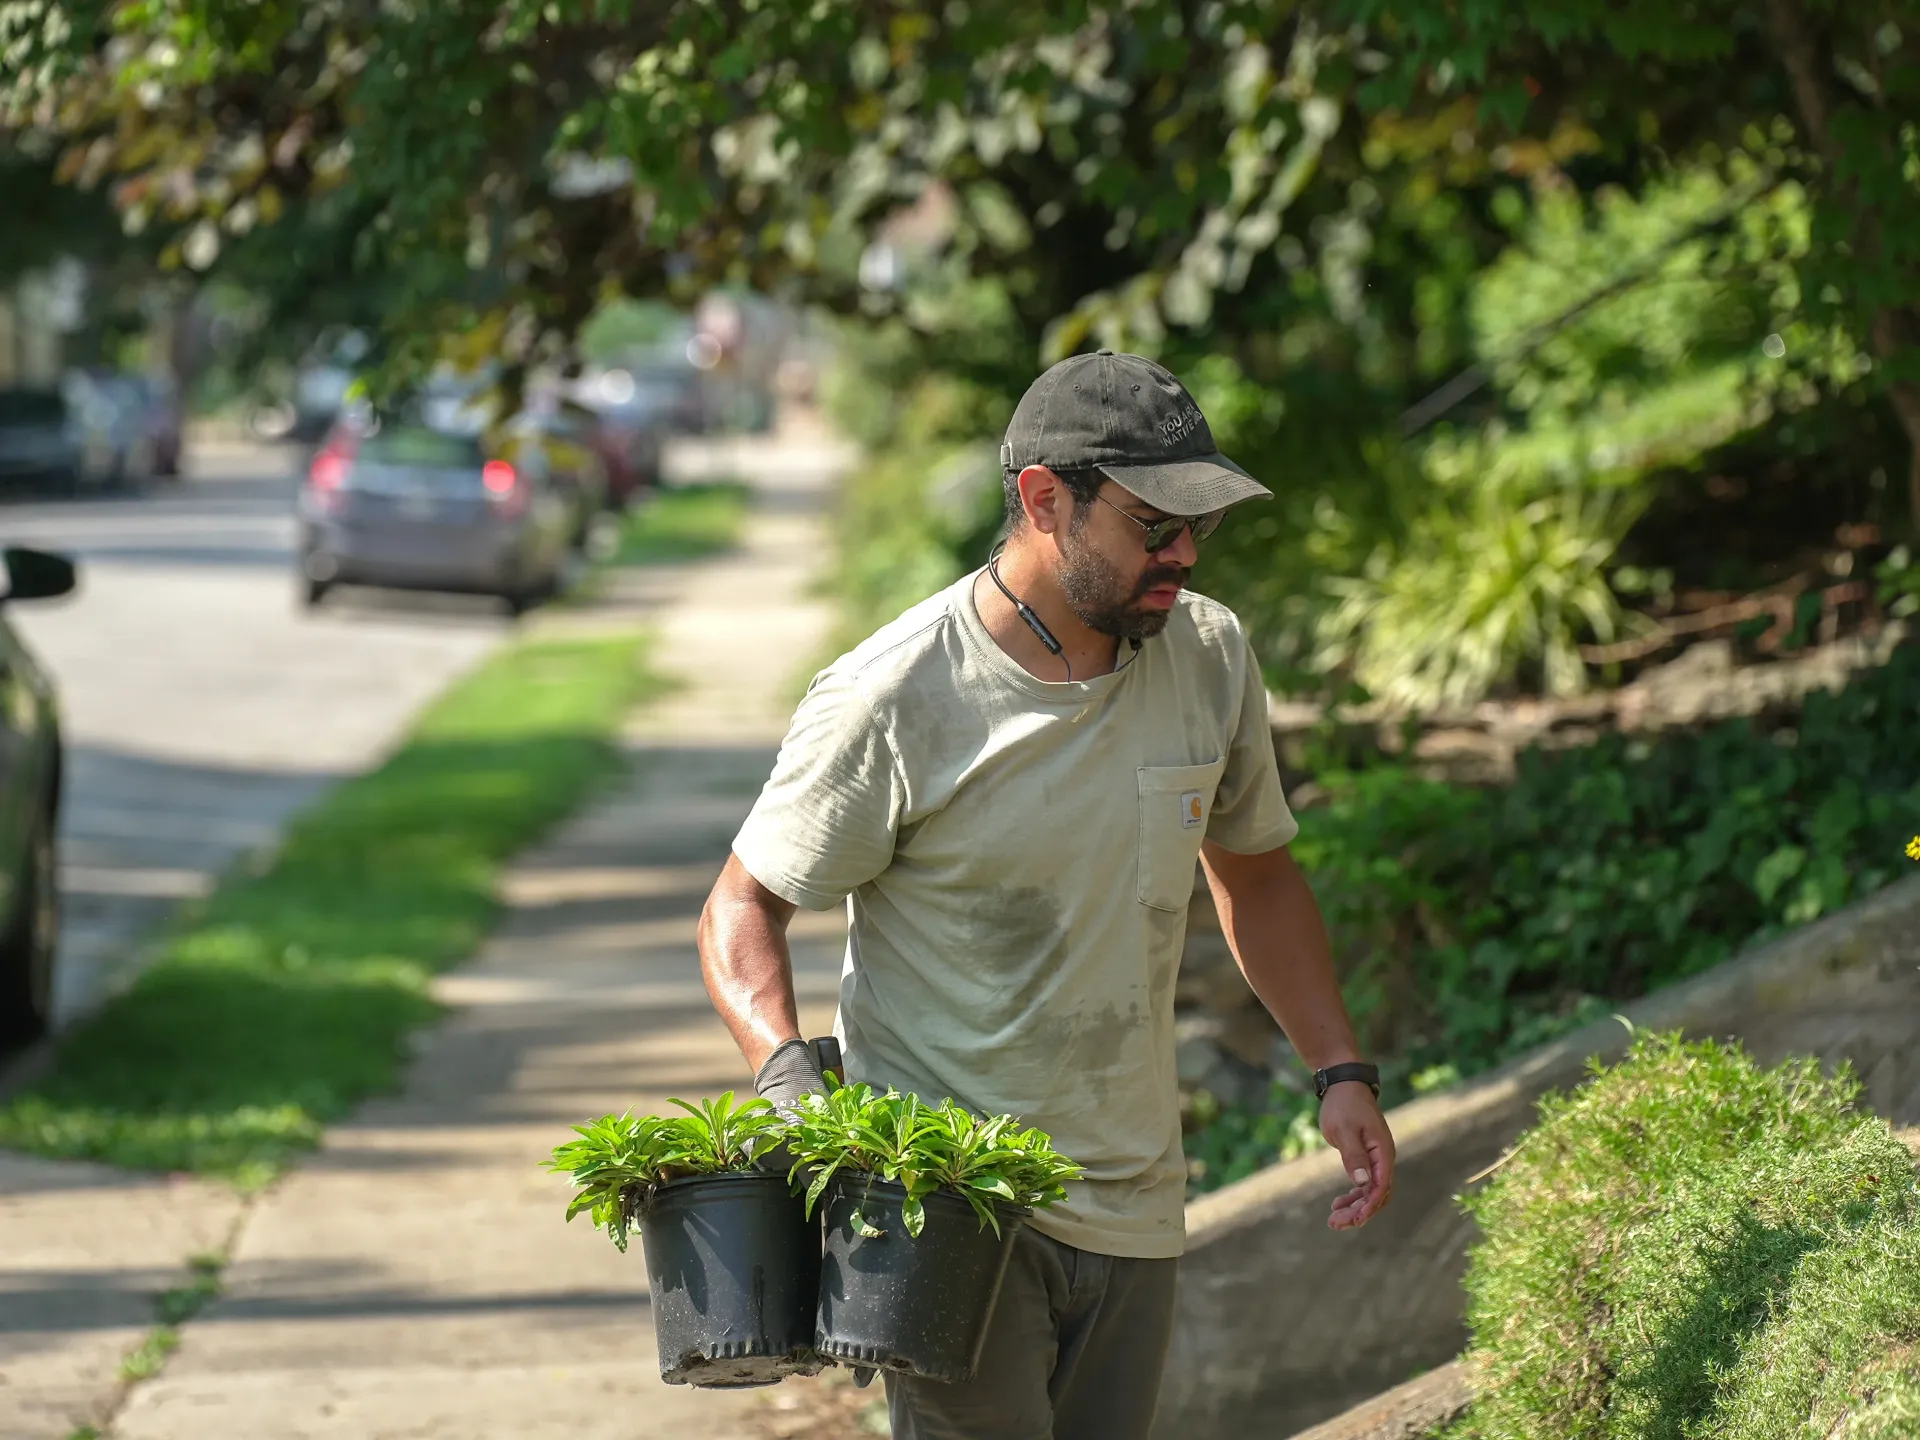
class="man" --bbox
[698,350,1395,1440]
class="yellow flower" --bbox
[1908,836,1920,862]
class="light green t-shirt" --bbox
[732,570,1298,1258]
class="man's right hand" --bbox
[753,1036,829,1116]
[750,1038,826,1173]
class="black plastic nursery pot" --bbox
[639,1169,825,1388]
[815,1174,1029,1384]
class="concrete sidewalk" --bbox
[14,429,867,1440]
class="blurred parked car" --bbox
[297,405,576,614]
[411,369,608,546]
[0,546,77,1043]
[62,371,184,488]
[632,357,712,435]
[568,368,673,505]
[281,328,372,443]
[533,398,618,538]
[121,374,184,477]
[0,387,116,496]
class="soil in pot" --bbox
[641,1169,826,1387]
[815,1174,1028,1384]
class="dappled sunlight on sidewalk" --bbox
[101,434,855,1439]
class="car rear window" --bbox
[0,391,66,426]
[357,425,484,469]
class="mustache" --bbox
[1131,564,1190,599]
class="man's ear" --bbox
[1017,465,1066,536]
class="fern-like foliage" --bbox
[545,1091,787,1251]
[780,1082,1082,1239]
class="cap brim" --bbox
[1095,453,1271,515]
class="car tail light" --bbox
[307,438,356,511]
[483,459,527,517]
[310,450,349,490]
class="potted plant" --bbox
[783,1083,1083,1384]
[548,1092,825,1388]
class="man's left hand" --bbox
[1320,1083,1396,1231]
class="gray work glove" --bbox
[755,1037,829,1115]
[750,1038,827,1174]
[757,1040,874,1387]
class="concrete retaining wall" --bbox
[1155,871,1920,1440]
[1287,1361,1473,1440]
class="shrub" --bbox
[1449,1032,1920,1440]
[1338,644,1919,1076]
[1186,647,1920,1194]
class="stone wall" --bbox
[1153,871,1920,1440]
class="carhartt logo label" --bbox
[1160,406,1204,447]
[1180,791,1205,828]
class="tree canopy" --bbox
[7,0,1916,703]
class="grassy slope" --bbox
[1451,1034,1920,1440]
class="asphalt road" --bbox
[0,441,514,1032]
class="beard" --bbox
[1059,524,1189,641]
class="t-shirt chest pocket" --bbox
[1136,759,1227,912]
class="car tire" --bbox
[112,442,153,494]
[504,578,549,617]
[303,577,331,608]
[503,565,560,617]
[0,796,60,1045]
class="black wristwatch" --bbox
[1313,1062,1381,1100]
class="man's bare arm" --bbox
[1199,841,1396,1230]
[698,852,803,1074]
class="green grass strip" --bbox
[614,481,750,565]
[0,631,663,1187]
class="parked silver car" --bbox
[296,411,576,614]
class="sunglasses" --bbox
[1094,490,1226,552]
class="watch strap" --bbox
[1314,1061,1381,1100]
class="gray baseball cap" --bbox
[999,350,1272,515]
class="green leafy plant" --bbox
[1183,1082,1326,1193]
[1881,546,1920,620]
[781,1082,1082,1240]
[1188,646,1920,1195]
[547,1092,787,1252]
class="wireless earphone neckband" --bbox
[984,543,1145,685]
[987,541,1070,682]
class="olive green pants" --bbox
[885,1227,1179,1440]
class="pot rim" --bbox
[650,1166,792,1192]
[824,1169,1035,1221]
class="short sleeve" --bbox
[1205,637,1299,854]
[732,667,905,910]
